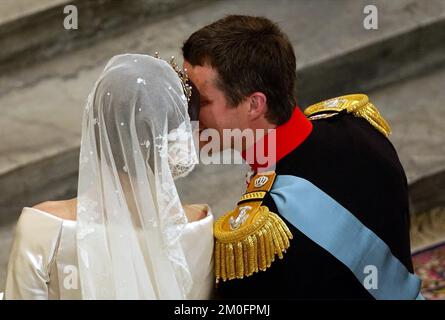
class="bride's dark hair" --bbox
[187,81,200,122]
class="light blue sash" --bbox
[270,175,424,300]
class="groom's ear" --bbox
[247,92,268,121]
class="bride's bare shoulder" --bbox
[32,198,77,221]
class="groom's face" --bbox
[184,61,248,151]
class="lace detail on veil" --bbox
[76,54,197,299]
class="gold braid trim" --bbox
[238,191,267,203]
[304,94,391,137]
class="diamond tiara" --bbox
[154,52,192,101]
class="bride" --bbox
[3,54,214,299]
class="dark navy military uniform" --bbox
[214,95,419,299]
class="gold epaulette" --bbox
[213,171,293,284]
[303,93,392,137]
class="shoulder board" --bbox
[303,93,392,137]
[213,171,292,284]
[238,171,277,205]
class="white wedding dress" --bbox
[4,54,215,300]
[4,206,214,300]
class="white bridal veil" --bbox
[76,54,198,299]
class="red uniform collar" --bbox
[241,106,313,171]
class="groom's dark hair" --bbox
[182,15,297,125]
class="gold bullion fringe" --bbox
[214,208,293,284]
[351,102,392,137]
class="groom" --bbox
[182,15,422,299]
